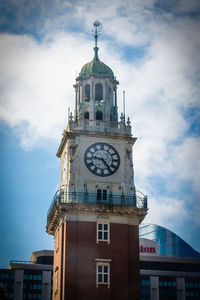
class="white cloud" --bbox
[0,0,200,249]
[0,32,92,149]
[144,195,187,227]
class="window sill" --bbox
[96,239,110,244]
[96,283,110,288]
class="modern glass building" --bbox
[139,224,200,300]
[139,223,200,258]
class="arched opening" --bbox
[96,111,103,120]
[95,83,103,101]
[108,87,112,101]
[84,112,89,119]
[85,84,90,101]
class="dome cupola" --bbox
[79,48,115,81]
[74,20,119,124]
[77,20,117,83]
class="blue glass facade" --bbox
[139,224,200,258]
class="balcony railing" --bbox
[10,260,34,265]
[68,118,132,135]
[47,189,147,228]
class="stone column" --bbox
[42,271,52,300]
[177,277,185,300]
[150,276,159,300]
[14,270,24,300]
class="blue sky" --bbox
[0,0,200,268]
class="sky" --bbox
[0,0,200,268]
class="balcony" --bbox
[46,189,147,232]
[68,118,132,135]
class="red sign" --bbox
[140,245,156,254]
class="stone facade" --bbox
[46,21,147,300]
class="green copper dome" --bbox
[79,47,115,81]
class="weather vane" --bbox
[93,20,101,48]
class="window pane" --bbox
[97,189,101,200]
[104,224,108,230]
[98,224,102,230]
[98,266,102,273]
[84,112,89,119]
[98,274,102,283]
[104,232,108,240]
[103,190,107,200]
[104,266,108,273]
[85,84,90,101]
[95,83,103,101]
[96,111,103,121]
[104,274,108,283]
[98,232,102,240]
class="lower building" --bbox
[140,255,200,300]
[0,250,53,300]
[139,226,200,300]
[139,223,200,258]
[1,227,200,300]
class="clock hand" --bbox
[93,156,112,171]
[101,158,111,169]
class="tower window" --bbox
[85,84,90,101]
[96,111,103,121]
[55,228,59,252]
[97,189,101,201]
[55,267,58,294]
[97,221,110,243]
[95,83,103,101]
[95,260,111,288]
[108,87,112,101]
[84,112,89,119]
[96,189,107,201]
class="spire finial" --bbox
[93,20,101,61]
[93,20,101,47]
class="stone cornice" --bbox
[57,129,136,157]
[46,202,147,235]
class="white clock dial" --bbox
[84,143,120,177]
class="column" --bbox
[177,277,185,300]
[42,271,52,300]
[150,276,159,300]
[114,87,117,107]
[14,270,24,300]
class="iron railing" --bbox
[10,260,34,265]
[69,118,131,135]
[47,189,147,226]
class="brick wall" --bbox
[53,220,140,300]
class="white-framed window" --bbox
[55,228,59,252]
[55,266,58,294]
[96,221,110,244]
[95,259,111,288]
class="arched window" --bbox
[84,112,89,119]
[108,87,112,101]
[95,83,103,101]
[96,111,103,120]
[85,84,90,101]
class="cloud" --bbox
[0,0,200,249]
[0,32,93,149]
[144,195,187,226]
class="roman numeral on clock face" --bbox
[84,143,120,177]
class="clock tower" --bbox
[46,21,147,300]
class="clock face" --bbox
[84,143,120,177]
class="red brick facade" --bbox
[53,220,140,300]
